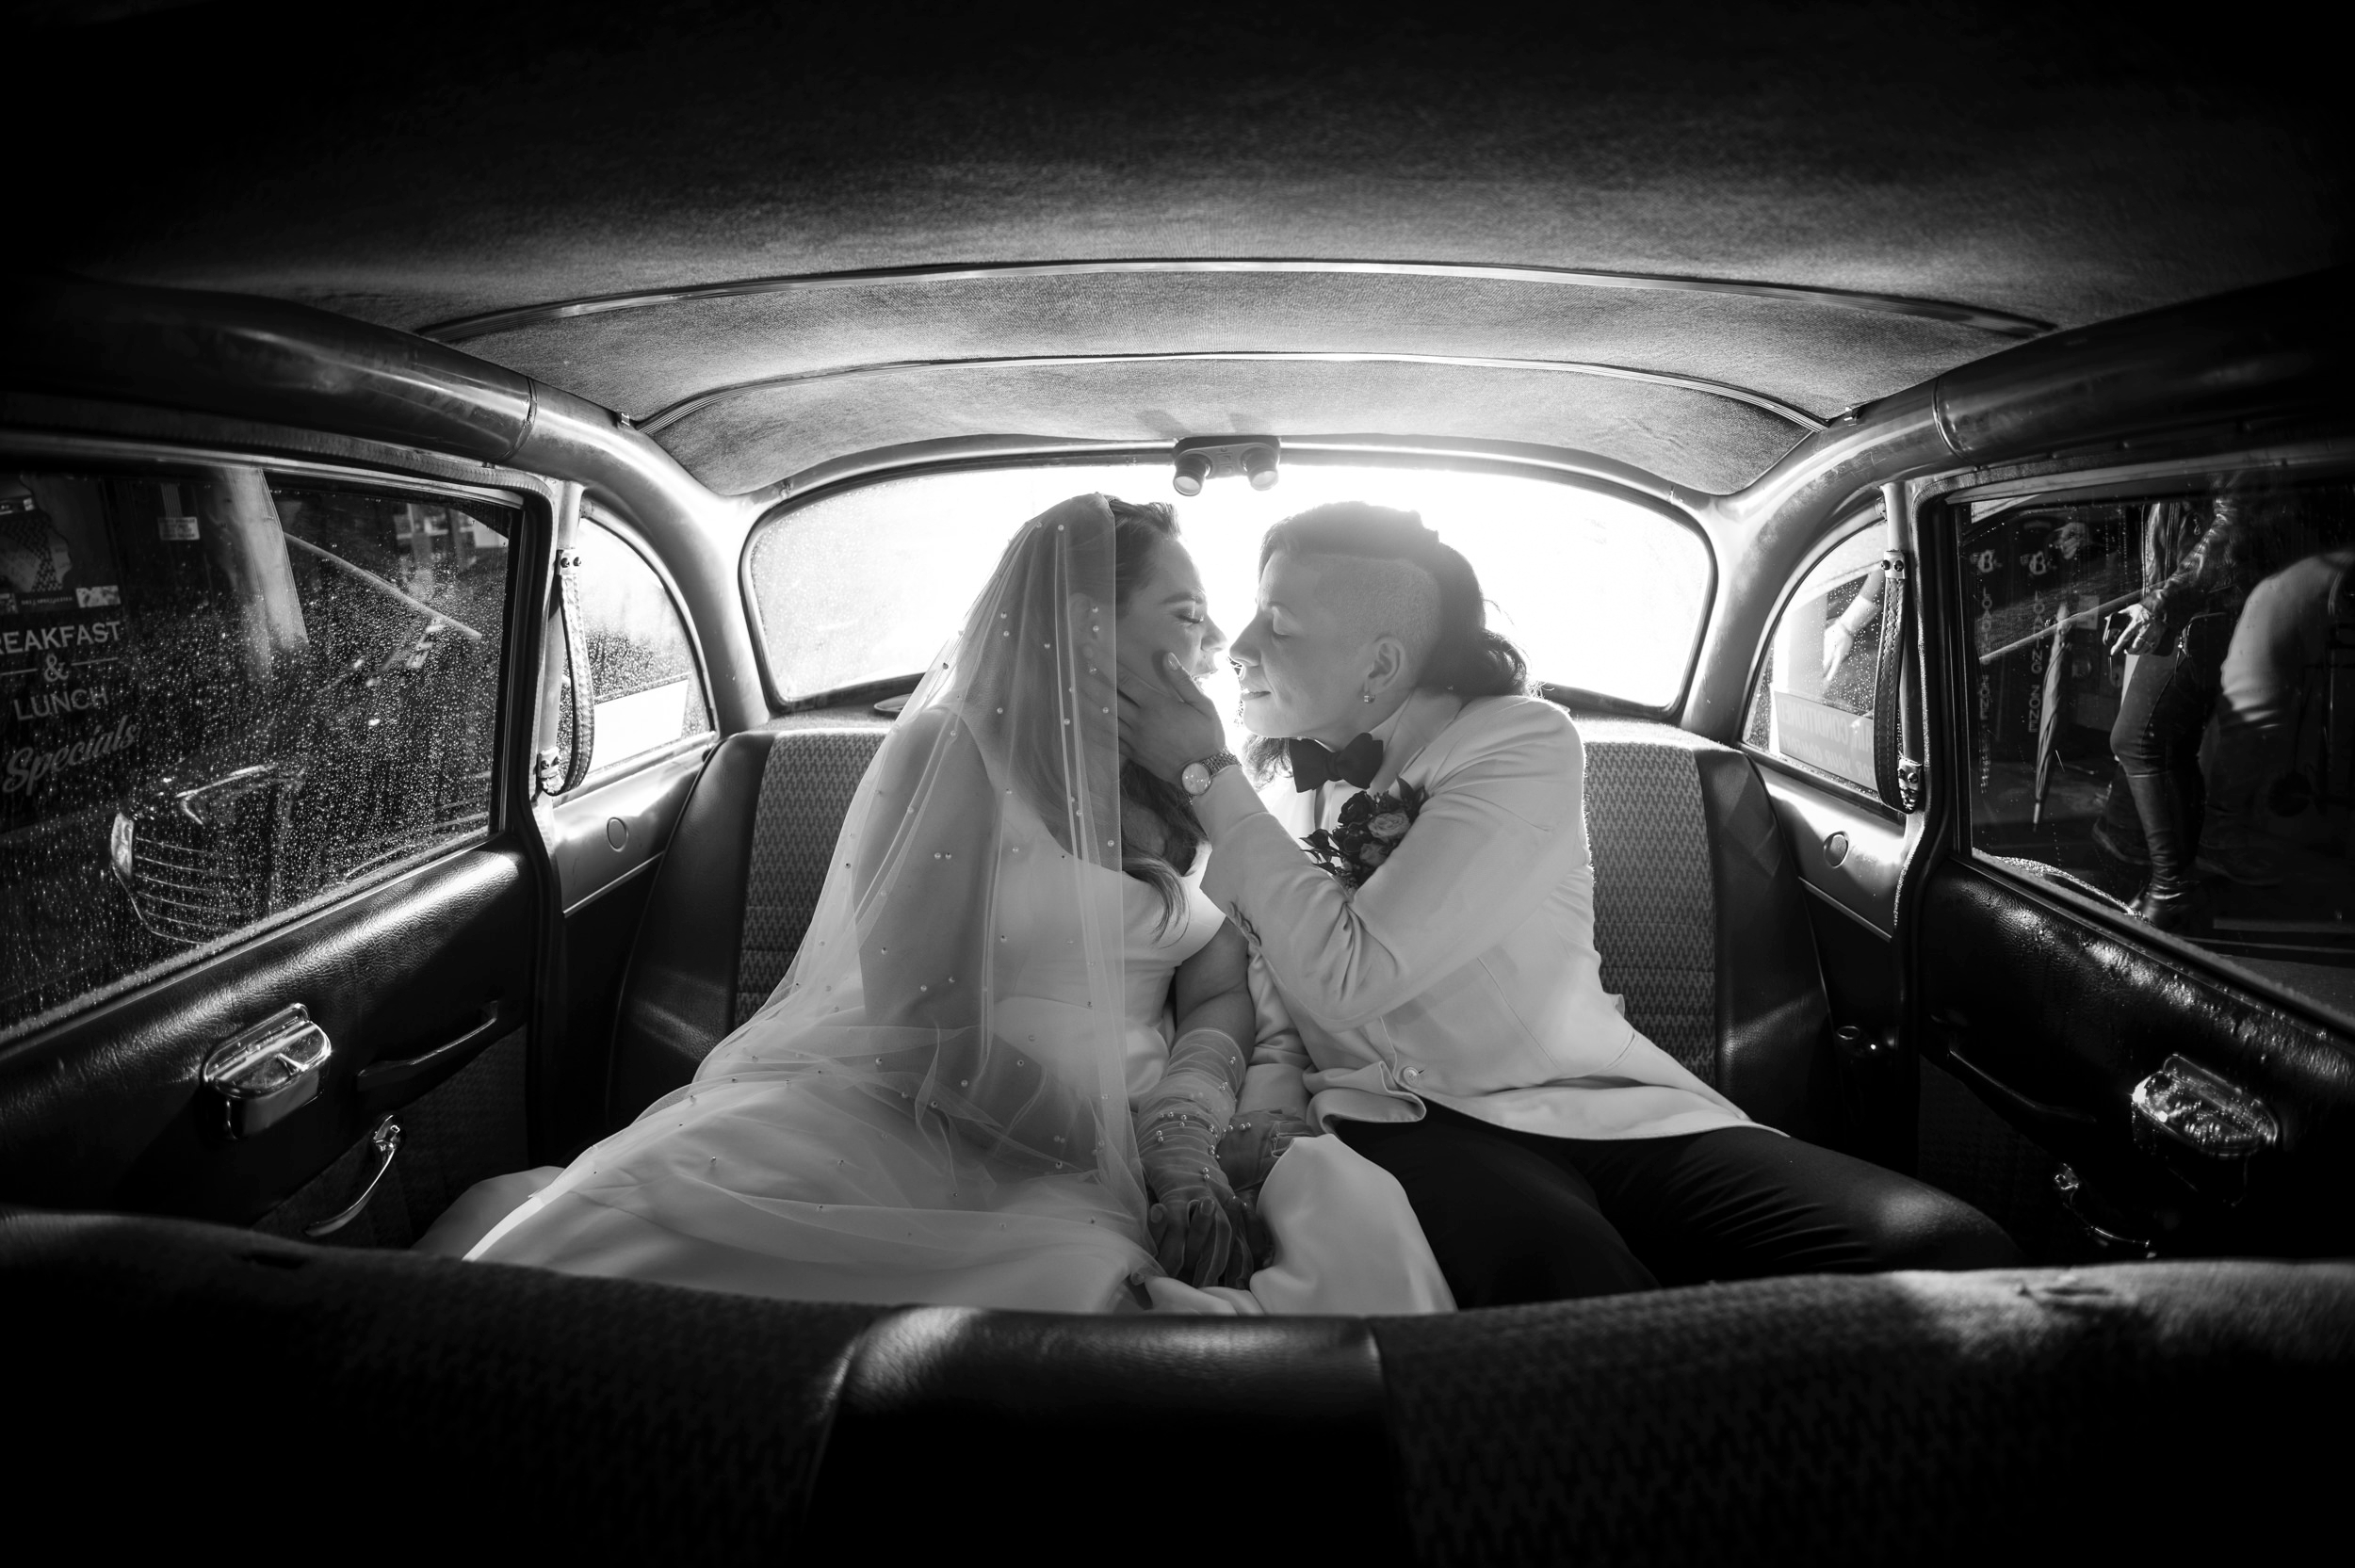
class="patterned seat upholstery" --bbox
[735,726,886,1026]
[604,718,889,1123]
[1580,719,1831,1131]
[1581,720,1721,1082]
[611,710,1827,1134]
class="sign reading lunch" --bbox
[0,475,142,831]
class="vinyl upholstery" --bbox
[6,1207,2347,1563]
[1372,1260,2355,1564]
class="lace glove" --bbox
[1137,1027,1255,1289]
[1216,1109,1312,1261]
[1216,1109,1311,1194]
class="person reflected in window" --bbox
[1821,563,1881,687]
[2210,539,2355,875]
[2098,490,2283,929]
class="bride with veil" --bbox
[454,494,1449,1315]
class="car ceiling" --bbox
[20,0,2347,498]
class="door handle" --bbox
[2130,1055,2279,1204]
[356,1002,513,1115]
[203,1004,333,1139]
[1942,1044,2099,1129]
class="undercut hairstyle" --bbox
[1245,501,1528,778]
[1316,553,1442,671]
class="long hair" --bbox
[978,495,1199,927]
[1242,501,1528,778]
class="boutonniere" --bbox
[1304,781,1427,890]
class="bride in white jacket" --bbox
[442,494,1448,1317]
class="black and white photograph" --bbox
[3,0,2349,1559]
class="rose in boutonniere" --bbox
[1305,781,1427,891]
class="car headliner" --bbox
[21,0,2348,497]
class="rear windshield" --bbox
[744,461,1711,709]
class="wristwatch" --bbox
[1179,751,1242,797]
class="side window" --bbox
[544,517,711,789]
[1745,520,1887,795]
[1957,469,2355,1017]
[2,465,515,1037]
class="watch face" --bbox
[1180,761,1210,796]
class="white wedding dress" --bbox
[442,493,1448,1317]
[450,854,1447,1315]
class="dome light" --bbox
[1171,435,1281,495]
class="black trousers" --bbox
[2101,612,2233,854]
[1338,1103,2022,1307]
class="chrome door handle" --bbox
[304,1116,402,1238]
[202,1004,332,1139]
[2129,1055,2279,1203]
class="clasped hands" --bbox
[1143,1105,1315,1287]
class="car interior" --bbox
[5,3,2351,1560]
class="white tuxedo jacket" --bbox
[1198,691,1754,1142]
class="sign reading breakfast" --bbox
[0,475,142,830]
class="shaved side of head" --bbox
[1295,550,1443,679]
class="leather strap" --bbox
[536,543,595,797]
[1871,551,1921,812]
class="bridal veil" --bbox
[469,494,1156,1307]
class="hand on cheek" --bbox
[1118,651,1226,781]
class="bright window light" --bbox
[746,461,1711,710]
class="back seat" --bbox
[608,711,1832,1135]
[8,1206,2346,1562]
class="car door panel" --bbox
[1910,447,2355,1258]
[0,433,554,1241]
[524,511,720,1156]
[538,752,709,1156]
[0,840,535,1223]
[1756,766,1908,1039]
[1919,863,2355,1253]
[546,742,708,914]
[1759,768,1904,932]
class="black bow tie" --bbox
[1288,733,1384,794]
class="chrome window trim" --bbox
[739,442,1717,718]
[418,257,2052,343]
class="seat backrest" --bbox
[10,1208,2347,1564]
[611,712,1829,1135]
[606,719,886,1123]
[1580,719,1831,1135]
